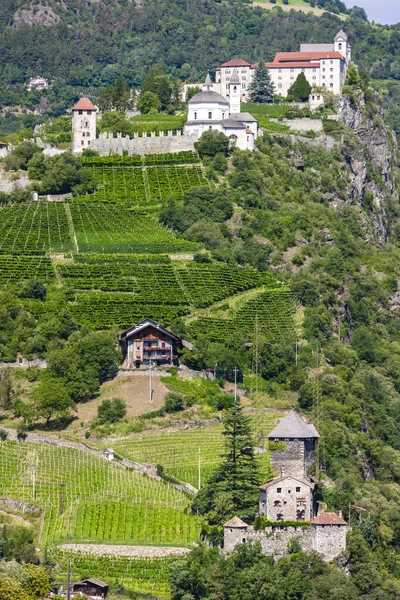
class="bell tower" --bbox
[334,29,350,63]
[229,69,241,114]
[72,97,97,154]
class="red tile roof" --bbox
[0,141,7,146]
[311,512,347,526]
[221,58,251,67]
[267,62,320,69]
[73,97,97,111]
[272,51,345,63]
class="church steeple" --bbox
[203,72,213,91]
[229,68,241,114]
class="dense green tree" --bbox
[287,73,312,102]
[98,78,135,112]
[248,61,274,102]
[31,377,74,424]
[194,130,229,158]
[192,403,260,521]
[97,398,126,424]
[137,91,161,114]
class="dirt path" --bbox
[60,543,191,558]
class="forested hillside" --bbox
[1,0,400,113]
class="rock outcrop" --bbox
[337,95,398,245]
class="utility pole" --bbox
[198,447,201,490]
[149,359,153,403]
[233,366,238,402]
[66,558,71,600]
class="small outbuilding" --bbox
[119,319,182,368]
[103,448,114,461]
[73,577,108,598]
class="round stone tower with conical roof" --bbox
[72,97,97,154]
[268,410,319,480]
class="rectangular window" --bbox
[208,112,212,119]
[296,487,301,492]
[87,140,90,145]
[194,112,197,120]
[78,110,83,115]
[242,83,246,89]
[87,111,92,115]
[81,140,84,146]
[277,488,282,493]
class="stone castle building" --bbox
[224,410,348,561]
[213,29,351,101]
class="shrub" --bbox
[164,392,185,413]
[0,429,7,441]
[97,398,127,424]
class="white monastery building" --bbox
[27,76,49,91]
[184,72,258,151]
[214,29,351,100]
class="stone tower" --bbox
[229,69,241,114]
[334,29,351,63]
[72,97,97,154]
[268,410,319,480]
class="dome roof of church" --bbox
[189,90,229,105]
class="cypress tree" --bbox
[192,403,260,520]
[287,73,312,102]
[248,61,275,103]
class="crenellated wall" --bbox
[91,130,199,156]
[224,523,348,561]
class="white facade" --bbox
[215,30,350,100]
[184,73,257,151]
[72,98,97,154]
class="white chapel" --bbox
[184,71,258,151]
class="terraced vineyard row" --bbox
[54,551,180,597]
[80,164,209,204]
[0,255,55,285]
[80,150,199,167]
[0,441,200,547]
[0,202,73,255]
[69,203,201,254]
[189,288,297,342]
[67,292,190,330]
[59,257,271,304]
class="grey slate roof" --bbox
[224,516,248,528]
[230,68,240,84]
[189,90,229,105]
[268,410,320,439]
[230,112,257,123]
[220,118,246,129]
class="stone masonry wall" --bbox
[260,477,312,522]
[224,525,313,556]
[314,525,347,560]
[92,131,199,156]
[271,440,305,480]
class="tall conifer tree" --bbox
[248,61,275,103]
[192,402,260,520]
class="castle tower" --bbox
[268,410,319,480]
[72,97,97,154]
[334,29,351,63]
[229,69,241,114]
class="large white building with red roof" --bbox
[215,29,350,100]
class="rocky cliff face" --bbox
[337,95,399,245]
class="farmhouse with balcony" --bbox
[224,411,349,561]
[119,319,182,368]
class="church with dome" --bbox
[184,70,258,151]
